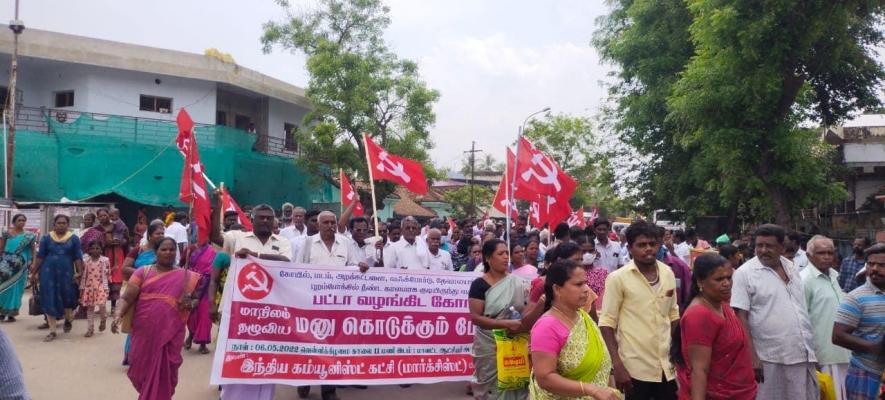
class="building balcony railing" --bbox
[10,106,300,158]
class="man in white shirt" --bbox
[165,212,189,266]
[280,206,307,241]
[592,217,623,272]
[295,211,368,270]
[385,217,430,269]
[673,230,692,265]
[209,200,291,400]
[427,228,453,271]
[289,209,320,261]
[347,217,383,268]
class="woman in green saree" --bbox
[0,214,37,322]
[468,239,530,400]
[530,259,620,400]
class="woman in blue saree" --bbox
[0,214,37,322]
[31,214,83,341]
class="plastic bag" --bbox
[493,329,530,391]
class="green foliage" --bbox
[595,0,880,225]
[443,184,494,220]
[522,114,629,214]
[261,0,441,206]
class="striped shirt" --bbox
[835,280,885,375]
[839,257,866,292]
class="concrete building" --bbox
[0,26,336,219]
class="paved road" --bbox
[4,295,470,400]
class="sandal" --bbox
[37,322,49,330]
[184,336,193,350]
[85,328,94,338]
[63,320,72,333]
[43,332,57,342]
[6,316,15,323]
[199,345,211,355]
[99,319,107,332]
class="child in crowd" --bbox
[80,241,110,337]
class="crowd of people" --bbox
[0,196,883,400]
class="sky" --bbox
[0,0,612,171]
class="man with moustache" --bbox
[833,243,885,400]
[839,237,872,292]
[731,224,818,400]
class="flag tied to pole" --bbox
[493,148,519,219]
[221,187,253,231]
[339,170,365,217]
[510,138,576,228]
[363,133,428,195]
[176,109,211,244]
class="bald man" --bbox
[427,228,454,271]
[295,211,368,271]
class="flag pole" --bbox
[219,182,226,230]
[504,147,512,258]
[362,133,380,237]
[339,168,344,217]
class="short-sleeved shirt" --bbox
[222,230,291,260]
[730,256,817,365]
[676,303,757,400]
[384,239,430,269]
[598,260,680,382]
[530,314,571,355]
[834,280,885,375]
[295,234,363,267]
[593,238,622,273]
[800,264,851,365]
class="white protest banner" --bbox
[210,257,477,386]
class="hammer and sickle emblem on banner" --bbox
[237,263,274,301]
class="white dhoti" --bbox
[820,363,849,400]
[757,361,819,400]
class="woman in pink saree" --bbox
[185,243,215,354]
[111,237,200,400]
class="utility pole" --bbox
[463,141,482,217]
[5,0,23,200]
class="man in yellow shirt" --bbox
[600,221,679,399]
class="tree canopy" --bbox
[261,0,440,209]
[595,0,882,226]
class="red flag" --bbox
[568,207,585,228]
[363,133,428,195]
[447,217,457,232]
[221,188,253,231]
[492,148,519,219]
[529,194,572,229]
[514,137,577,203]
[176,109,211,244]
[339,170,365,217]
[588,206,599,225]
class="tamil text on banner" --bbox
[210,258,477,386]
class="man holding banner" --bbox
[210,193,292,400]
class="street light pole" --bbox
[6,0,24,200]
[506,107,550,253]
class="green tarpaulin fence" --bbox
[2,112,336,208]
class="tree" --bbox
[459,153,503,177]
[522,113,629,215]
[595,0,881,226]
[443,184,494,220]
[261,0,440,208]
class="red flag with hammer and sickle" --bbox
[515,137,577,203]
[176,109,211,244]
[221,188,253,231]
[340,170,365,217]
[568,206,585,228]
[363,133,428,195]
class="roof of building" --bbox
[391,188,437,218]
[824,114,885,145]
[0,26,310,108]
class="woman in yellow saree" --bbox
[530,259,620,400]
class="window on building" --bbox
[54,91,75,108]
[216,111,227,126]
[139,95,173,113]
[235,114,251,131]
[284,123,298,151]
